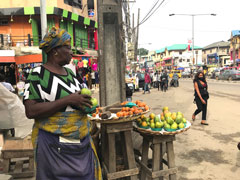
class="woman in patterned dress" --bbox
[23,27,102,180]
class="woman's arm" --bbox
[24,93,92,119]
[194,82,206,104]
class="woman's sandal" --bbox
[201,122,209,125]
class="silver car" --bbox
[218,70,240,81]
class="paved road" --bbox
[132,79,240,180]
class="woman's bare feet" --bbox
[192,114,196,121]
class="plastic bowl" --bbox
[151,127,162,131]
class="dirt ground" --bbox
[132,79,240,180]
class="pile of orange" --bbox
[135,100,149,111]
[116,106,143,117]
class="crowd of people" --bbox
[142,69,179,93]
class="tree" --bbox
[137,48,148,55]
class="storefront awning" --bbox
[0,56,15,63]
[15,54,42,65]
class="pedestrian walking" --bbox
[160,70,168,92]
[23,27,102,180]
[95,71,99,88]
[91,70,96,88]
[156,71,161,91]
[192,71,209,125]
[126,83,133,102]
[143,71,151,94]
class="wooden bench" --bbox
[101,121,139,180]
[137,133,178,180]
[1,139,35,178]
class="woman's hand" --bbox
[67,92,92,108]
[201,99,206,104]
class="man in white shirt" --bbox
[0,74,14,92]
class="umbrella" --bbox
[177,67,184,70]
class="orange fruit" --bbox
[141,114,145,119]
[134,109,139,114]
[122,107,126,111]
[139,109,143,113]
[129,111,133,115]
[126,107,130,111]
[145,106,149,111]
[141,102,146,106]
[142,121,148,127]
[117,112,124,117]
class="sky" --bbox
[131,0,240,51]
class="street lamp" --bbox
[169,13,216,66]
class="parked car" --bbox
[211,69,221,79]
[218,70,240,81]
[181,71,191,78]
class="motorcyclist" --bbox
[172,72,179,87]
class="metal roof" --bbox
[203,41,230,50]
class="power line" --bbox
[139,0,166,26]
[139,0,161,24]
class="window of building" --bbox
[179,52,182,55]
[0,19,9,26]
[88,0,94,9]
[179,59,182,62]
[227,48,229,54]
[64,0,82,9]
[222,48,225,53]
[210,49,212,53]
[187,59,190,62]
[195,50,198,54]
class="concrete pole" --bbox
[134,8,140,63]
[97,0,126,106]
[40,0,47,64]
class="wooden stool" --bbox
[101,121,139,180]
[137,133,177,180]
[1,139,34,178]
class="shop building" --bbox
[202,41,230,67]
[229,30,240,66]
[0,0,98,84]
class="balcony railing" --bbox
[0,34,96,50]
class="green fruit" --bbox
[142,117,147,121]
[176,115,183,123]
[171,123,178,130]
[178,122,185,129]
[150,123,155,129]
[147,122,150,126]
[165,112,171,118]
[166,117,174,125]
[146,118,150,122]
[177,111,182,116]
[81,88,92,96]
[91,98,98,107]
[182,118,187,123]
[156,121,163,128]
[175,116,182,124]
[154,116,160,122]
[162,106,169,112]
[164,123,171,129]
[150,119,154,124]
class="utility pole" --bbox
[40,0,47,64]
[192,15,195,66]
[134,8,140,63]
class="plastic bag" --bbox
[0,83,33,138]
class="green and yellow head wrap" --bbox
[39,27,71,53]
